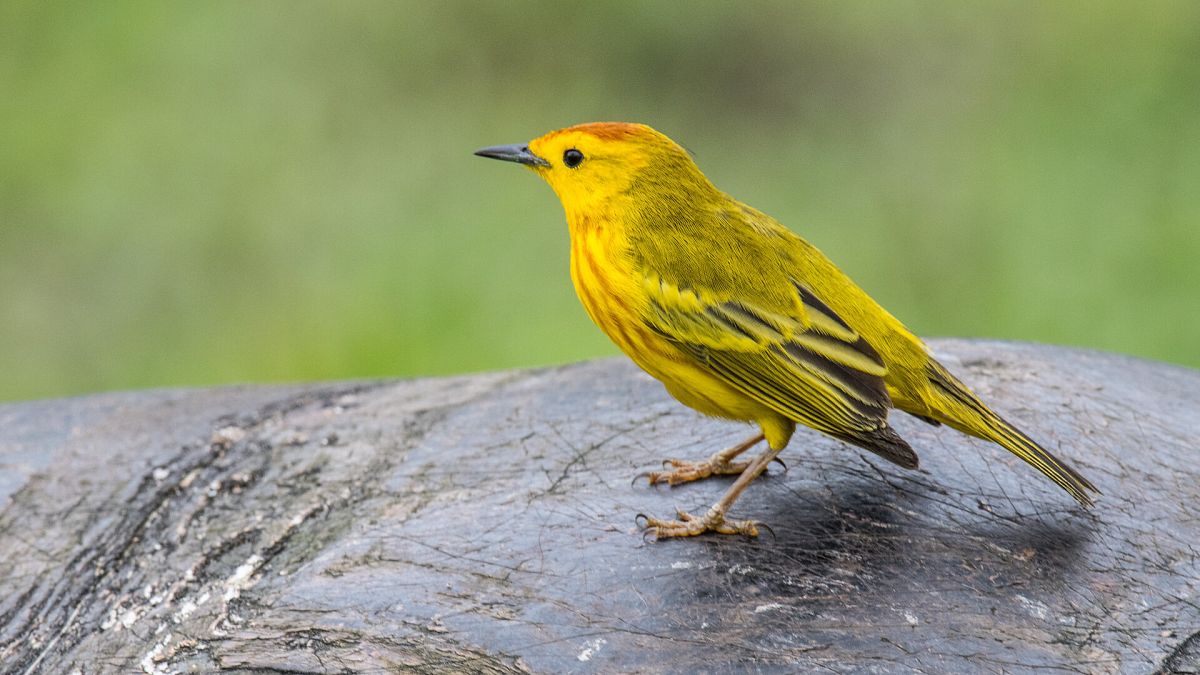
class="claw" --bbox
[757,521,777,540]
[770,457,788,474]
[634,513,650,528]
[633,469,675,486]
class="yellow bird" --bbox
[476,122,1097,539]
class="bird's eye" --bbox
[563,148,584,168]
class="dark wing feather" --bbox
[642,275,917,467]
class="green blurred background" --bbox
[2,2,1197,403]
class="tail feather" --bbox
[977,408,1098,505]
[924,362,1099,506]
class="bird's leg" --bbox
[640,443,782,538]
[640,432,765,486]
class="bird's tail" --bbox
[921,361,1098,506]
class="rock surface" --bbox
[0,339,1198,674]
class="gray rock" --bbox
[0,340,1197,674]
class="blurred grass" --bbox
[1,1,1197,402]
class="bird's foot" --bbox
[633,432,773,487]
[638,456,751,486]
[636,507,767,539]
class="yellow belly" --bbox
[568,230,769,424]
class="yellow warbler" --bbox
[476,122,1097,538]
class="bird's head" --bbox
[475,122,716,221]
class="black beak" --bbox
[474,143,550,168]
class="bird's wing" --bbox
[641,274,893,438]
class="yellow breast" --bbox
[567,221,769,423]
[569,225,670,368]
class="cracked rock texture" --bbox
[0,339,1198,674]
